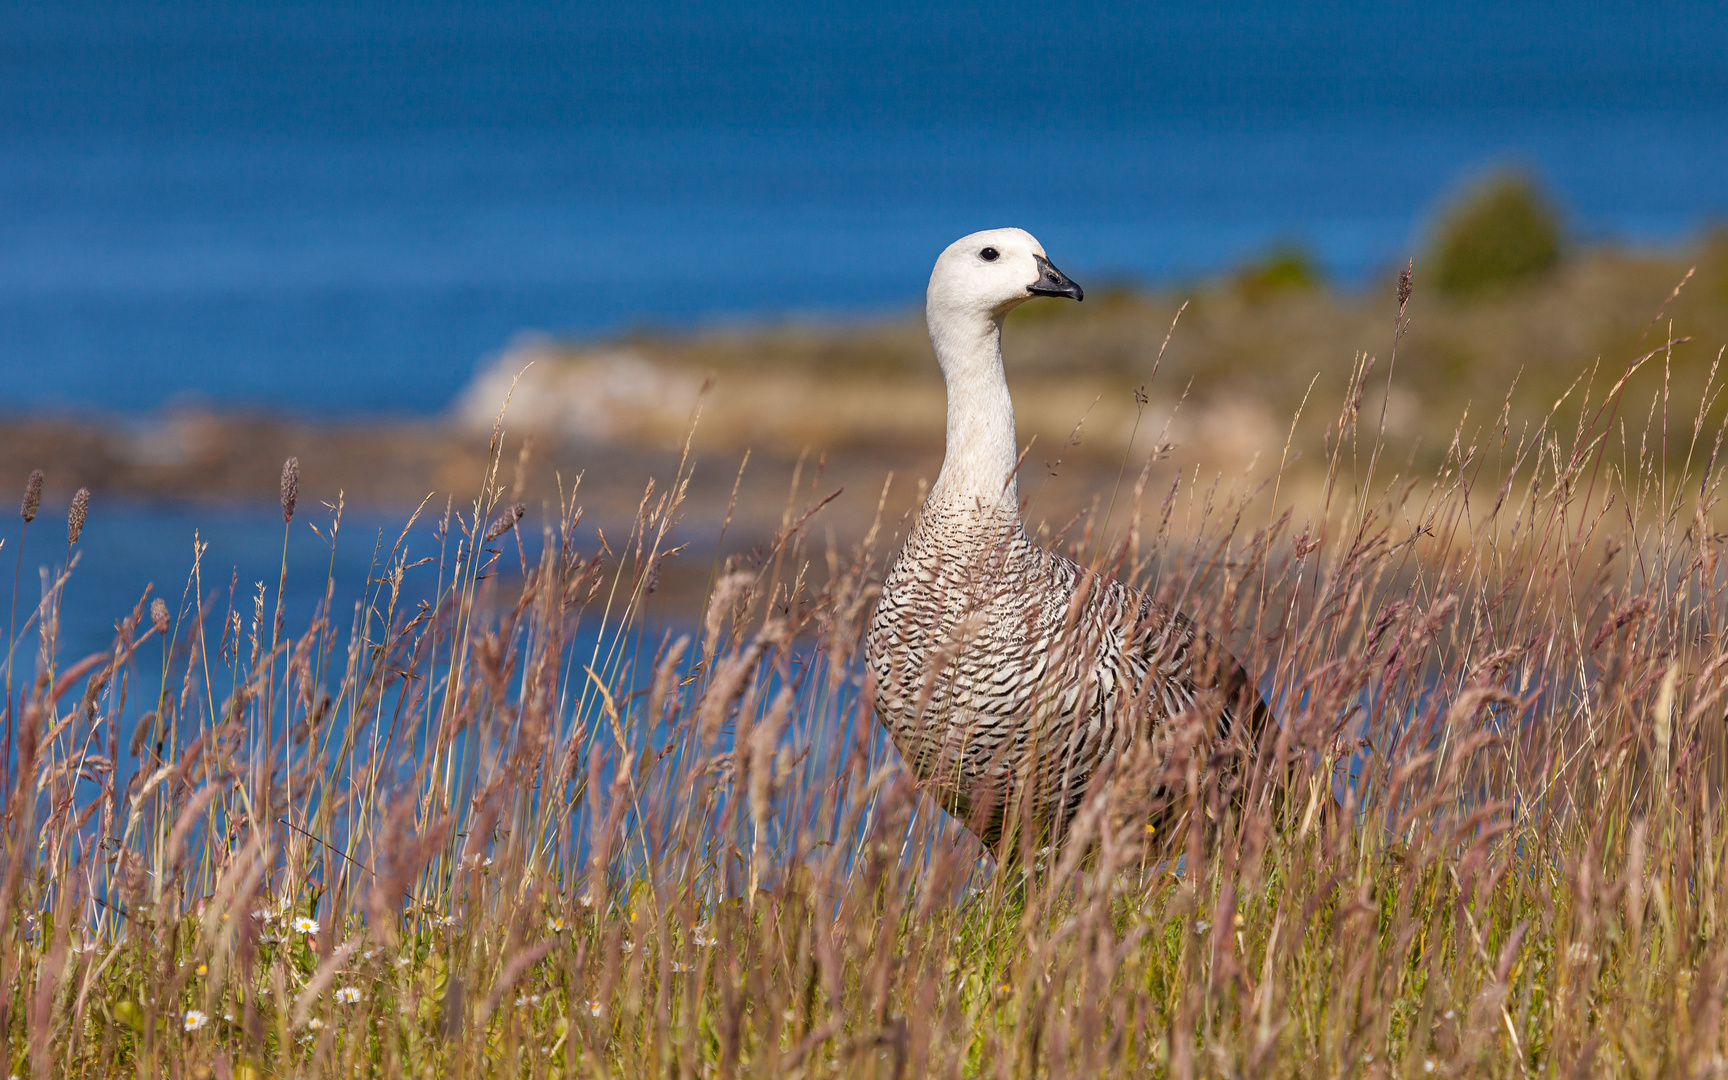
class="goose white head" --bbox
[926,228,1084,505]
[927,227,1083,328]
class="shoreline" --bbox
[3,239,1722,541]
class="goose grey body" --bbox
[865,228,1267,854]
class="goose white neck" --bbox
[929,305,1019,513]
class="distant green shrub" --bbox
[1429,172,1562,298]
[1233,244,1323,302]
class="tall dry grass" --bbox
[5,288,1728,1078]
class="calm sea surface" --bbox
[2,0,1727,645]
[3,0,1727,416]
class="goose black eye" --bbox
[979,247,999,262]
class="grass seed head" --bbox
[281,456,299,523]
[20,469,41,523]
[67,487,89,544]
[484,502,526,542]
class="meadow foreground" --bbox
[5,281,1728,1078]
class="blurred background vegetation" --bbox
[1430,172,1563,298]
[445,169,1727,514]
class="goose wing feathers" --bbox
[867,502,1265,850]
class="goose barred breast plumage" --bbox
[865,228,1269,856]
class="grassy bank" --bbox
[7,281,1728,1079]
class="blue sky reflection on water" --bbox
[21,496,684,780]
[1,1,1726,415]
[16,497,609,688]
[21,498,441,666]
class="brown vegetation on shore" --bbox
[460,235,1728,482]
[4,232,1723,549]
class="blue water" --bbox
[21,498,445,665]
[15,496,655,710]
[3,0,1727,416]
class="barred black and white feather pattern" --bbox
[867,496,1266,852]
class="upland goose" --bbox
[866,228,1269,858]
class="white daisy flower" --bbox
[182,1010,209,1032]
[548,917,566,933]
[307,1017,325,1030]
[292,916,319,935]
[585,1000,603,1018]
[335,987,361,1004]
[620,940,634,955]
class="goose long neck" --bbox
[930,307,1019,514]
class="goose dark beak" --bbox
[1028,254,1084,301]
